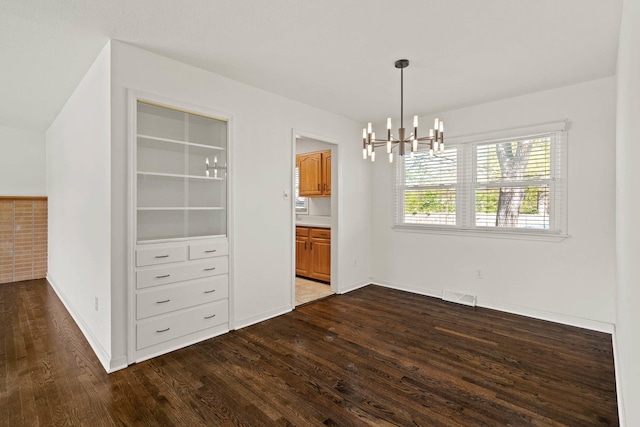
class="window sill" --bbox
[392,224,569,242]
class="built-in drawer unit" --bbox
[189,241,228,260]
[136,245,187,267]
[136,257,228,289]
[296,227,309,237]
[136,275,228,320]
[133,238,230,362]
[136,299,229,350]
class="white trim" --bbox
[445,120,568,146]
[392,224,570,242]
[612,327,627,427]
[234,305,292,330]
[47,275,113,373]
[336,279,371,294]
[371,278,614,333]
[291,129,341,306]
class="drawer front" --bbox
[136,300,229,350]
[136,258,229,289]
[189,241,228,260]
[310,228,330,239]
[136,245,187,267]
[136,275,229,320]
[296,227,309,237]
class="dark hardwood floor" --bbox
[0,279,618,426]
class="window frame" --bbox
[393,122,568,241]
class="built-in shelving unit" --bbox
[136,101,228,243]
[130,98,231,364]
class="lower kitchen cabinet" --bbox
[295,226,330,282]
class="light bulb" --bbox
[363,148,367,159]
[387,140,392,154]
[362,128,367,138]
[367,123,372,134]
[429,148,434,158]
[372,132,376,141]
[434,140,439,152]
[439,121,444,133]
[412,139,418,151]
[430,128,434,137]
[387,118,392,130]
[440,144,444,154]
[206,169,209,177]
[371,151,376,162]
[389,152,393,163]
[367,144,373,156]
[410,151,414,160]
[413,115,418,127]
[206,157,209,166]
[434,118,439,130]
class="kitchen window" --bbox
[395,122,567,239]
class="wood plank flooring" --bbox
[0,279,618,426]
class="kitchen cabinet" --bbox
[295,226,330,282]
[297,150,331,197]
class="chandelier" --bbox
[362,59,444,163]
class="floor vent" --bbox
[442,290,477,307]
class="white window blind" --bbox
[395,125,567,237]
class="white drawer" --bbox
[189,241,228,260]
[136,245,187,267]
[136,300,228,350]
[136,258,228,289]
[136,275,228,320]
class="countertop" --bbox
[295,222,331,229]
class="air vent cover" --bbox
[442,290,477,307]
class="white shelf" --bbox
[137,234,226,245]
[137,207,225,211]
[137,171,224,181]
[137,134,225,152]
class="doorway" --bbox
[291,131,338,307]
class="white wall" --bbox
[371,77,617,331]
[109,41,372,364]
[0,125,46,195]
[45,42,112,371]
[616,0,640,424]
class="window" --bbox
[295,166,308,214]
[395,124,566,237]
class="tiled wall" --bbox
[0,197,47,284]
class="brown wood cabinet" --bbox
[295,226,330,282]
[297,150,331,197]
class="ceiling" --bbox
[0,0,622,131]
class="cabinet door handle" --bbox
[156,274,170,279]
[304,241,307,250]
[205,249,217,253]
[323,183,326,191]
[156,327,170,333]
[204,267,216,271]
[154,255,169,259]
[318,183,320,191]
[156,299,170,304]
[204,289,216,294]
[310,242,313,249]
[204,314,216,319]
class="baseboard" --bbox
[46,274,112,373]
[370,279,442,300]
[478,299,614,333]
[337,279,371,294]
[234,304,292,330]
[612,326,627,427]
[109,355,128,373]
[370,278,614,334]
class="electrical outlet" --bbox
[476,269,483,279]
[94,297,99,311]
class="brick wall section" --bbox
[0,197,47,284]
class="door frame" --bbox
[290,129,340,308]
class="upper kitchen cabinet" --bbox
[297,150,331,198]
